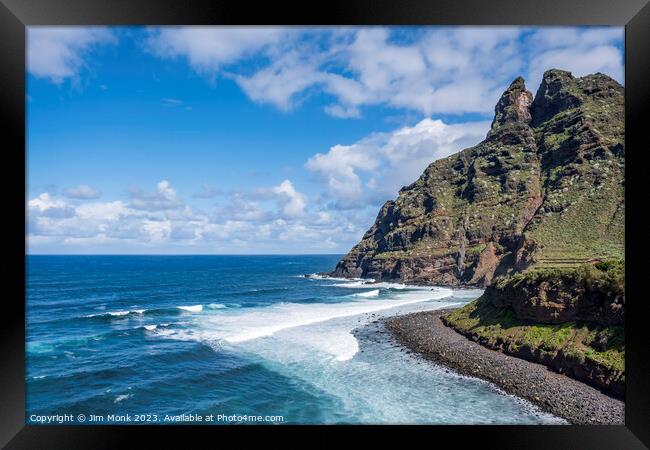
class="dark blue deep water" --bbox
[26,255,563,424]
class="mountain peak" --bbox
[542,68,574,80]
[531,68,580,126]
[330,69,624,287]
[490,76,533,130]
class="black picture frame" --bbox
[2,0,648,447]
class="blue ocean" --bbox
[26,255,563,424]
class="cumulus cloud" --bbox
[146,26,287,74]
[63,184,102,199]
[525,27,624,90]
[212,179,308,222]
[307,118,490,208]
[28,181,198,245]
[29,192,66,211]
[272,180,307,218]
[27,179,365,253]
[27,27,116,83]
[28,193,128,239]
[29,187,197,245]
[129,180,184,211]
[28,194,77,220]
[306,143,379,202]
[215,191,270,222]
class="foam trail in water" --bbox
[85,309,144,318]
[332,280,440,290]
[223,287,452,344]
[177,305,203,312]
[114,394,132,403]
[354,289,380,298]
[160,287,455,361]
[303,274,371,282]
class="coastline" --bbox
[374,308,624,425]
[314,272,482,290]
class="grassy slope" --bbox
[441,75,626,392]
[525,74,625,266]
[444,261,625,386]
[445,295,624,373]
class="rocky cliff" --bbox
[330,69,624,287]
[485,260,624,326]
[443,260,625,397]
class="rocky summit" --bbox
[330,69,624,287]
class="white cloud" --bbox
[307,118,490,208]
[146,26,623,118]
[63,184,102,199]
[28,193,124,239]
[142,219,172,242]
[28,187,199,245]
[235,50,329,111]
[271,180,307,218]
[146,26,287,74]
[525,27,624,90]
[28,192,66,211]
[527,27,622,49]
[76,201,126,221]
[129,180,183,211]
[26,191,374,253]
[306,143,379,202]
[29,26,624,117]
[27,27,116,83]
[324,104,361,119]
[235,27,510,115]
[27,179,365,253]
[529,46,623,91]
[216,192,270,222]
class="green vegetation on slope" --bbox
[444,261,625,395]
[445,296,624,373]
[505,259,625,297]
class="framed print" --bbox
[1,0,649,448]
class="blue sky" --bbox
[26,26,624,254]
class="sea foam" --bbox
[354,289,380,298]
[85,309,144,319]
[177,305,203,313]
[159,285,455,361]
[332,280,436,290]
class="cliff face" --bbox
[443,260,625,397]
[485,261,625,326]
[331,69,624,287]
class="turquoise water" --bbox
[26,255,563,424]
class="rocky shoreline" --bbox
[383,308,624,425]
